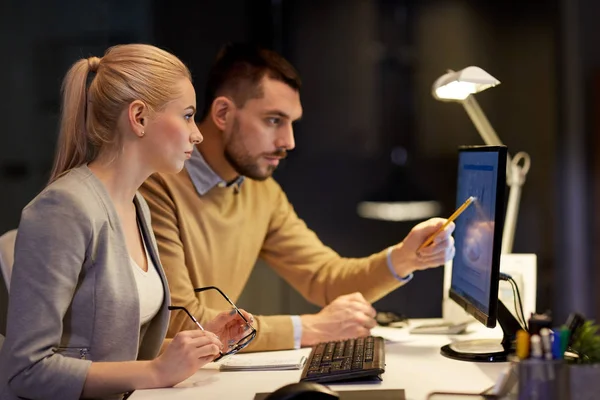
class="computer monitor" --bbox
[440,145,523,362]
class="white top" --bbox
[130,235,164,326]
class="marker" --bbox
[516,329,530,359]
[527,312,552,336]
[418,196,476,250]
[530,335,543,359]
[559,327,571,357]
[551,330,563,359]
[565,312,585,347]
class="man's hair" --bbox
[201,43,302,120]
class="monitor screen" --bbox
[449,145,506,328]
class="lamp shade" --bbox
[432,66,500,101]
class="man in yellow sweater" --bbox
[140,43,455,352]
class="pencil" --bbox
[418,196,476,250]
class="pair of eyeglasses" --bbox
[168,286,256,362]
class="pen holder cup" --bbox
[517,359,569,400]
[568,364,600,400]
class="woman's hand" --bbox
[204,309,254,349]
[149,330,223,388]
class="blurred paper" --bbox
[371,326,413,343]
[219,350,307,371]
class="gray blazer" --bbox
[0,165,170,400]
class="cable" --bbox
[508,278,527,330]
[498,272,511,281]
[499,272,528,330]
[508,278,524,327]
[509,277,528,330]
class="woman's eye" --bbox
[185,113,194,121]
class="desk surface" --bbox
[130,321,509,400]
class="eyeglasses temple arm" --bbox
[194,286,235,306]
[169,306,206,331]
[190,315,205,331]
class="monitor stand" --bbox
[440,300,522,362]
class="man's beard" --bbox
[224,119,287,181]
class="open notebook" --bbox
[219,350,307,371]
[255,389,406,400]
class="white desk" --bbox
[130,321,509,400]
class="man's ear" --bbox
[128,100,149,138]
[211,96,234,131]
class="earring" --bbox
[140,131,145,138]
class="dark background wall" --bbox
[0,0,595,324]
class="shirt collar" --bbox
[185,146,245,196]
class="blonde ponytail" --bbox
[49,44,191,183]
[49,58,96,183]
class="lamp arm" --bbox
[461,96,532,254]
[502,170,522,254]
[462,96,504,146]
[461,96,514,183]
[501,152,531,254]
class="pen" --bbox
[418,196,476,250]
[540,328,553,360]
[539,329,556,381]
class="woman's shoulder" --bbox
[24,166,102,218]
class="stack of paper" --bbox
[219,351,307,371]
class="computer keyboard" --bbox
[299,336,385,383]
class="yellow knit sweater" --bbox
[140,167,406,351]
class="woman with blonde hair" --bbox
[0,44,253,399]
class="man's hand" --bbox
[300,292,376,347]
[390,217,456,278]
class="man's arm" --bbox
[260,183,404,306]
[140,175,295,351]
[260,181,455,346]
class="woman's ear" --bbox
[128,100,149,138]
[211,96,234,131]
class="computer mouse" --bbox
[264,382,340,400]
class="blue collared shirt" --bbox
[186,147,245,195]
